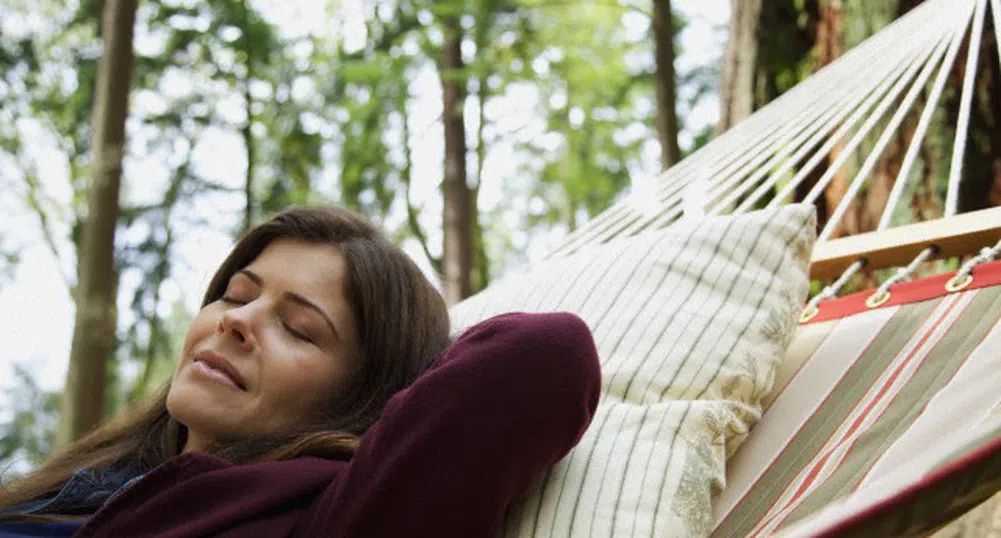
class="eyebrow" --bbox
[237,269,343,343]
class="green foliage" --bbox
[0,0,735,455]
[755,0,818,108]
[0,365,60,475]
[0,234,19,288]
[509,0,709,237]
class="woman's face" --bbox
[167,238,362,452]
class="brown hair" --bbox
[0,206,451,516]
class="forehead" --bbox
[242,238,349,293]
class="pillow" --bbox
[450,204,816,537]
[713,259,1001,538]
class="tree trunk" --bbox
[652,0,680,170]
[717,0,764,134]
[56,0,138,448]
[241,93,255,234]
[438,16,474,305]
[240,0,255,234]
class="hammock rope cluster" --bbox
[550,0,1001,260]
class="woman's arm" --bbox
[306,311,601,537]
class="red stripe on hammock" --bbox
[804,259,1001,324]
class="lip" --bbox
[192,349,247,391]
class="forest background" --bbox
[1,0,999,472]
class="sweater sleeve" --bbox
[306,311,602,537]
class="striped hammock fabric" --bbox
[712,260,1001,537]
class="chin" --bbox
[166,377,245,442]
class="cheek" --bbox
[172,309,218,376]
[269,355,351,416]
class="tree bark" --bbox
[717,0,764,134]
[652,0,680,170]
[240,0,255,234]
[438,16,474,305]
[56,0,138,448]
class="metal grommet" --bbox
[866,290,891,308]
[800,304,820,323]
[945,273,974,293]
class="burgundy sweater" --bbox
[73,312,601,537]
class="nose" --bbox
[218,305,256,349]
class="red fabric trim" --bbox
[804,259,1001,324]
[810,434,1001,538]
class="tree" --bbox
[514,0,657,236]
[56,0,139,447]
[717,0,763,134]
[437,8,475,305]
[651,0,680,170]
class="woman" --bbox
[0,206,601,537]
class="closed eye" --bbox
[221,293,314,344]
[281,321,313,343]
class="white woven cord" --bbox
[547,0,945,257]
[767,30,937,209]
[819,26,957,241]
[877,0,977,230]
[946,0,988,216]
[798,34,943,208]
[544,0,997,260]
[715,29,928,216]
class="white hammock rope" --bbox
[556,0,940,253]
[865,245,939,307]
[713,39,913,216]
[794,31,943,209]
[705,22,926,216]
[732,38,923,214]
[634,17,922,236]
[551,28,898,254]
[947,238,1001,291]
[818,26,957,241]
[561,4,937,253]
[800,259,867,322]
[547,0,999,266]
[946,0,989,217]
[878,0,976,230]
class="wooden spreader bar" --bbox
[809,207,1001,280]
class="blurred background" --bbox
[1,0,998,473]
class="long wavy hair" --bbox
[0,206,451,518]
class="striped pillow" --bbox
[450,204,816,537]
[712,259,1001,537]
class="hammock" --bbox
[538,0,1001,534]
[714,258,1001,537]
